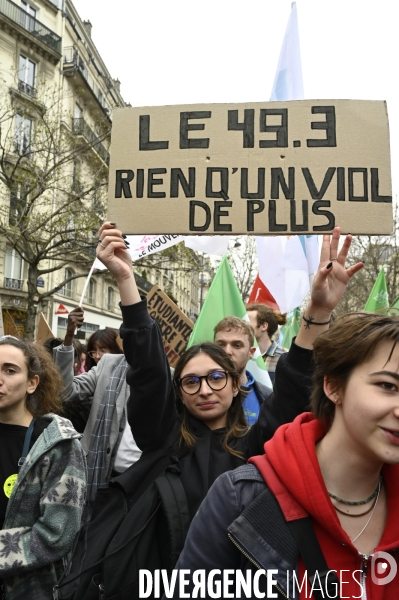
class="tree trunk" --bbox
[24,265,39,340]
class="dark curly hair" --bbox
[0,337,64,416]
[246,303,287,338]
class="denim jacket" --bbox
[171,464,298,599]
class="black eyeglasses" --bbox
[176,370,230,395]
[88,348,107,359]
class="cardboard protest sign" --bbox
[108,100,392,235]
[36,312,54,343]
[146,285,193,367]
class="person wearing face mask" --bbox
[53,309,141,509]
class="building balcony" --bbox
[18,79,37,98]
[72,117,110,165]
[0,0,61,57]
[4,277,23,290]
[63,46,113,121]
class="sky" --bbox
[72,0,398,199]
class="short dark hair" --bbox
[173,342,248,458]
[85,328,123,371]
[311,312,399,429]
[246,303,287,338]
[214,316,255,346]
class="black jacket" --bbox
[170,464,296,599]
[120,299,314,518]
[252,378,272,404]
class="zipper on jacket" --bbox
[228,533,292,600]
[359,553,369,600]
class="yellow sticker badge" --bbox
[4,474,18,498]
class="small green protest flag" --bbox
[391,295,399,310]
[280,307,301,349]
[364,269,389,313]
[188,256,271,387]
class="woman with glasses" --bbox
[85,329,123,372]
[0,337,86,600]
[96,223,363,525]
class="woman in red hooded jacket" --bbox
[170,284,399,599]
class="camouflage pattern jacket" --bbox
[0,414,87,600]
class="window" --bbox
[57,317,99,340]
[71,162,81,195]
[14,114,33,155]
[9,185,26,226]
[4,248,24,290]
[9,192,18,226]
[87,279,96,305]
[18,55,36,97]
[107,287,114,311]
[61,268,73,298]
[20,2,37,31]
[74,103,83,120]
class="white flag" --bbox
[257,2,316,313]
[269,2,304,101]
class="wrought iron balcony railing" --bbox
[0,0,61,54]
[63,46,113,119]
[72,117,110,165]
[4,277,23,290]
[18,79,37,98]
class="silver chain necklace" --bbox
[350,479,382,544]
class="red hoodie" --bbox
[249,413,399,600]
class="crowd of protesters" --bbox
[1,221,399,599]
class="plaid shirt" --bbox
[262,341,287,383]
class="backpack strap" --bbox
[287,518,340,600]
[154,466,191,565]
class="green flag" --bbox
[364,269,389,312]
[280,307,301,349]
[391,295,399,309]
[388,295,399,315]
[189,256,271,386]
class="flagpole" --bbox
[79,259,96,307]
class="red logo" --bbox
[55,303,69,315]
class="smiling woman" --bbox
[0,338,87,600]
[170,312,399,599]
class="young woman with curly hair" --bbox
[0,337,87,600]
